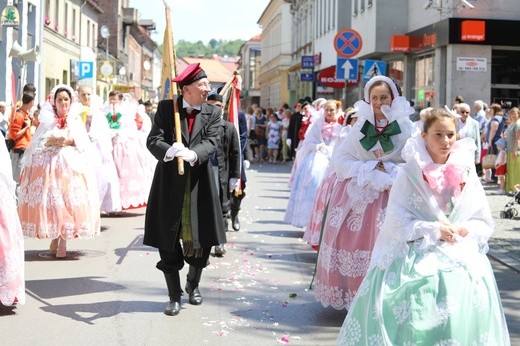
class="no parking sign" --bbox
[334,29,363,58]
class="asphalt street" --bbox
[0,161,519,345]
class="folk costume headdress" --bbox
[20,84,89,169]
[354,76,415,154]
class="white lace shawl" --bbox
[85,103,115,162]
[328,97,417,192]
[369,135,494,271]
[295,116,342,160]
[22,101,92,169]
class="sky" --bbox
[129,0,271,44]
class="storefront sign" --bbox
[317,66,345,89]
[1,5,19,27]
[113,84,135,92]
[461,20,485,41]
[390,33,438,53]
[456,57,486,72]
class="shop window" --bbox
[414,55,435,108]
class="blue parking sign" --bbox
[78,61,94,79]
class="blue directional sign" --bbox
[336,58,358,81]
[301,55,314,69]
[78,61,94,79]
[300,72,315,82]
[363,60,387,82]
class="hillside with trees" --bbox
[160,39,245,58]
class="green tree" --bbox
[159,39,246,58]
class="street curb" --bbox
[488,247,520,274]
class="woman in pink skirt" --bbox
[303,109,358,249]
[104,91,149,210]
[18,84,100,258]
[313,76,416,310]
[0,135,24,305]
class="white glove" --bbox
[243,160,250,170]
[229,177,239,192]
[286,138,292,149]
[164,142,186,162]
[177,148,198,165]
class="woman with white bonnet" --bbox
[18,84,100,258]
[312,76,416,310]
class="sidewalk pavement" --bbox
[483,181,520,273]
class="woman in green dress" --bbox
[337,107,510,346]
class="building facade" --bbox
[257,0,292,109]
[256,0,520,111]
[0,0,42,104]
[350,0,520,109]
[238,35,261,109]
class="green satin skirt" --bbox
[337,242,510,346]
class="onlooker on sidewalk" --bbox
[281,109,291,161]
[494,137,507,195]
[485,103,506,183]
[0,101,7,137]
[456,103,481,172]
[505,107,520,194]
[8,92,34,182]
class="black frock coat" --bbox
[144,97,226,252]
[216,119,241,214]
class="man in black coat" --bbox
[286,99,304,161]
[145,63,226,316]
[230,109,248,231]
[206,93,240,256]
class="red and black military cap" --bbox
[172,63,207,87]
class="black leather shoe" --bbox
[164,299,181,316]
[232,216,240,231]
[185,284,203,305]
[214,245,226,257]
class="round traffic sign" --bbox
[334,29,363,58]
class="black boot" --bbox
[231,210,240,231]
[230,191,245,231]
[164,272,182,316]
[185,266,203,305]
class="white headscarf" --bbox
[354,75,415,125]
[39,84,81,126]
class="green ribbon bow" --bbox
[359,119,401,153]
[106,112,122,130]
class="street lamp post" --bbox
[99,25,112,97]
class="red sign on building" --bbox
[317,66,357,89]
[461,20,486,41]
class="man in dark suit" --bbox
[145,63,226,316]
[206,93,240,255]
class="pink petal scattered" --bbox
[277,336,290,344]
